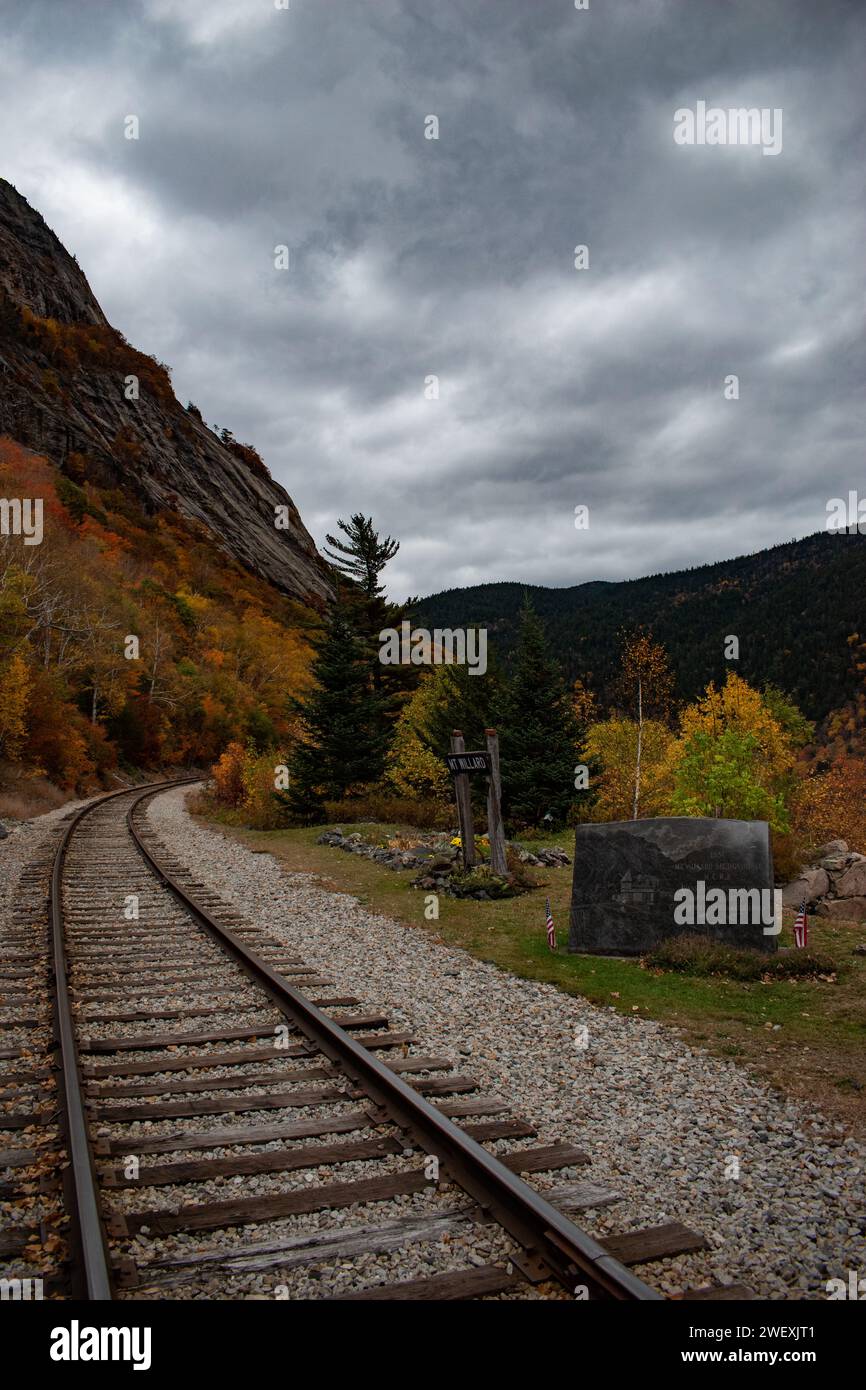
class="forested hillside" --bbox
[0,181,336,813]
[0,438,317,801]
[414,530,866,724]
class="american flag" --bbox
[545,897,556,951]
[793,896,808,949]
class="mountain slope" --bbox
[414,530,866,722]
[0,178,331,604]
[0,435,318,789]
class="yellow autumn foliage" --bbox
[0,653,32,759]
[384,676,451,801]
[586,717,676,821]
[675,671,794,783]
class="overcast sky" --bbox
[2,0,863,601]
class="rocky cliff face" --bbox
[0,179,332,604]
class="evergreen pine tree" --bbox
[324,513,418,736]
[285,598,390,821]
[416,646,505,823]
[421,639,505,758]
[498,597,592,829]
[324,514,400,598]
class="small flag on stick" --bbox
[793,896,808,949]
[545,897,556,951]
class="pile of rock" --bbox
[420,864,519,900]
[315,826,571,898]
[316,828,458,874]
[782,840,866,922]
[512,845,571,868]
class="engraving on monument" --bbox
[568,816,776,956]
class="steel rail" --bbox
[128,784,664,1301]
[48,777,198,1299]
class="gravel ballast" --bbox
[0,800,90,1265]
[144,787,866,1299]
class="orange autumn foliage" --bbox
[794,758,866,856]
[211,741,247,808]
[0,438,315,791]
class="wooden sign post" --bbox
[485,728,508,876]
[449,731,476,868]
[446,729,509,878]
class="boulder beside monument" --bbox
[782,839,866,922]
[568,816,776,956]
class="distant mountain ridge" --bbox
[0,178,332,604]
[413,529,866,722]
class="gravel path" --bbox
[0,800,85,915]
[145,786,866,1300]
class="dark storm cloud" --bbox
[1,0,863,599]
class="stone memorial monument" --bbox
[568,816,776,955]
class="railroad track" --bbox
[0,780,751,1301]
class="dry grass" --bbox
[0,767,70,820]
[643,933,838,981]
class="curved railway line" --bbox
[0,780,752,1301]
